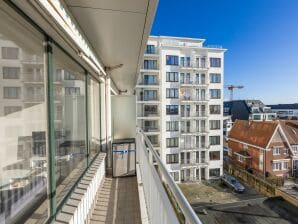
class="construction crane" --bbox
[224,85,244,101]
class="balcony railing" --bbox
[144,126,160,132]
[138,81,159,86]
[136,128,202,224]
[143,112,159,117]
[138,96,159,101]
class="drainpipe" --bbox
[264,149,266,178]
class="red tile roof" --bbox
[229,120,278,148]
[279,120,298,145]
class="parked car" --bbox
[221,173,245,193]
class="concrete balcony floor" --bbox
[90,176,141,224]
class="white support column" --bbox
[105,77,112,169]
[100,81,106,152]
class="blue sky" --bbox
[151,0,298,104]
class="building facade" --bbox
[224,100,276,122]
[268,103,298,120]
[136,36,226,182]
[228,120,297,178]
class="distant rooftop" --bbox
[268,103,298,110]
[149,35,226,51]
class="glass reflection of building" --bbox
[0,15,99,221]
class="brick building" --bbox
[228,120,296,177]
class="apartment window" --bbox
[144,90,157,100]
[180,56,191,67]
[180,152,185,163]
[3,67,20,79]
[224,107,230,114]
[273,147,281,155]
[186,152,191,163]
[166,137,179,148]
[2,47,19,59]
[284,148,289,155]
[181,136,192,149]
[166,121,179,131]
[144,105,158,116]
[196,151,200,163]
[209,151,220,160]
[272,162,282,171]
[210,89,221,99]
[180,73,191,84]
[210,120,221,130]
[210,57,221,67]
[166,88,179,98]
[253,114,262,120]
[210,105,221,114]
[210,136,220,145]
[181,120,191,133]
[209,168,220,177]
[166,105,179,115]
[180,57,185,66]
[144,60,157,69]
[210,73,221,83]
[166,55,179,65]
[170,172,179,181]
[3,87,21,99]
[4,106,22,116]
[146,45,156,54]
[166,72,179,82]
[200,74,206,84]
[65,87,80,95]
[148,135,158,146]
[201,151,206,162]
[166,154,179,164]
[64,70,77,80]
[181,105,190,117]
[186,57,191,67]
[144,75,156,85]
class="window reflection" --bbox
[0,7,48,223]
[88,77,101,160]
[53,46,87,203]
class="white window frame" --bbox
[272,147,281,155]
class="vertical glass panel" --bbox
[52,46,87,204]
[0,4,48,223]
[88,77,101,160]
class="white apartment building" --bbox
[136,36,226,182]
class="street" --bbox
[180,180,298,224]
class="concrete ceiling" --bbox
[65,0,158,94]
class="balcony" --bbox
[180,64,193,70]
[23,73,44,83]
[192,64,208,70]
[138,111,160,118]
[21,55,43,64]
[143,126,160,133]
[136,80,159,88]
[194,111,207,117]
[53,129,202,224]
[180,80,193,86]
[135,129,202,223]
[137,96,159,102]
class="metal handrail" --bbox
[137,128,202,224]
